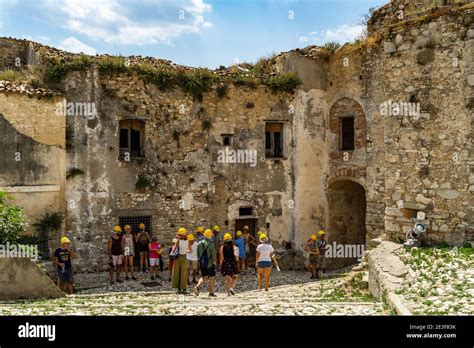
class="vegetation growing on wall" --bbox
[135,175,151,191]
[0,191,26,244]
[264,72,301,93]
[0,69,22,82]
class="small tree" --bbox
[0,191,26,244]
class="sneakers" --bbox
[209,293,217,297]
[229,288,235,296]
[193,286,200,297]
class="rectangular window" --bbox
[265,122,284,158]
[239,207,253,216]
[119,216,152,236]
[119,119,145,158]
[340,117,355,151]
[221,134,233,146]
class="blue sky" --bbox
[0,0,387,68]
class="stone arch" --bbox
[327,179,366,270]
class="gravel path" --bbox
[0,269,387,316]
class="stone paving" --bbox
[0,270,387,316]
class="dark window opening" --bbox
[119,119,145,159]
[239,207,253,216]
[265,122,284,158]
[119,216,152,237]
[222,134,233,146]
[340,117,355,151]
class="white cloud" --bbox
[299,24,364,45]
[50,0,213,46]
[58,37,97,55]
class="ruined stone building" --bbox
[0,0,472,271]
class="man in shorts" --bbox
[193,229,217,297]
[305,234,319,279]
[53,236,76,294]
[108,225,123,284]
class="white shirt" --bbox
[256,244,274,262]
[187,242,198,261]
[178,239,188,255]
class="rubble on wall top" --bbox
[0,80,59,98]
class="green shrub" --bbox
[98,56,128,75]
[0,192,26,244]
[251,54,277,74]
[135,175,151,190]
[0,69,22,82]
[44,60,69,83]
[264,72,301,93]
[70,54,93,70]
[233,75,259,89]
[132,64,176,91]
[32,212,62,244]
[176,68,218,97]
[202,120,212,130]
[321,41,341,53]
[66,167,84,179]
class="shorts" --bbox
[309,255,319,266]
[257,261,272,269]
[137,243,149,252]
[149,257,158,266]
[58,268,74,283]
[200,265,216,277]
[187,259,198,270]
[112,255,123,266]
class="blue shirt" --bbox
[234,237,245,258]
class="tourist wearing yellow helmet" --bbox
[305,233,320,279]
[241,226,256,273]
[109,225,124,285]
[122,225,136,281]
[193,228,217,297]
[136,223,150,273]
[196,226,205,242]
[316,230,328,276]
[186,234,199,285]
[171,228,189,294]
[255,232,279,291]
[219,233,240,296]
[53,236,76,294]
[234,230,246,273]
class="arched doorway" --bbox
[327,180,366,270]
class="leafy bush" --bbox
[98,56,128,75]
[44,60,69,83]
[176,68,218,97]
[264,72,301,93]
[70,54,93,70]
[0,192,26,244]
[132,64,176,91]
[251,54,277,74]
[0,69,22,82]
[233,75,259,89]
[32,212,63,240]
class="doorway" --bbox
[235,218,257,260]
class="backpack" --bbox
[199,242,210,267]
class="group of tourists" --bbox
[53,224,328,296]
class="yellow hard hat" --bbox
[178,227,187,235]
[124,224,131,230]
[236,230,242,237]
[197,226,204,233]
[224,233,232,241]
[318,230,326,236]
[204,229,213,238]
[257,231,263,236]
[60,236,70,244]
[213,225,220,232]
[310,234,317,241]
[114,225,122,232]
[139,223,145,229]
[187,234,195,241]
[259,233,267,240]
